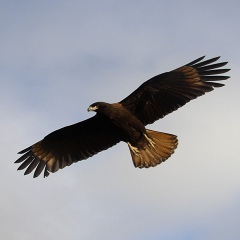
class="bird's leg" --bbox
[127,142,140,157]
[144,133,156,149]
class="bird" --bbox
[15,56,230,178]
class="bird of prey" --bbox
[15,56,230,178]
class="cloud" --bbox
[1,1,240,240]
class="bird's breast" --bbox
[107,103,146,143]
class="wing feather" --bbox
[120,56,230,125]
[15,115,121,178]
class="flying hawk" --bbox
[15,56,230,178]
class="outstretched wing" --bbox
[120,56,230,125]
[15,115,122,178]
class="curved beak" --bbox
[87,106,98,112]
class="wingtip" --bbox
[33,174,38,178]
[24,170,30,176]
[186,56,205,66]
[212,56,221,62]
[18,146,31,154]
[44,169,50,178]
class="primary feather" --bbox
[120,56,229,124]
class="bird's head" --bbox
[87,102,110,113]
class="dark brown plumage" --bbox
[15,56,230,178]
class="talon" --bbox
[144,134,155,148]
[127,142,139,156]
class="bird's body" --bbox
[89,102,146,143]
[15,56,230,178]
[87,102,178,169]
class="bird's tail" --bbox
[128,129,178,168]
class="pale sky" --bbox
[1,1,240,240]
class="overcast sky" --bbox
[1,1,240,240]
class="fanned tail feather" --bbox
[128,129,178,168]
